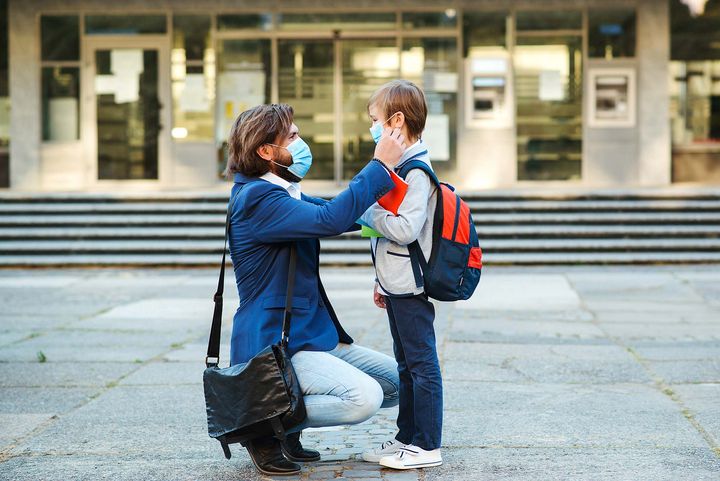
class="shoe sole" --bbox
[248,455,301,476]
[363,452,400,463]
[281,447,321,463]
[379,459,443,470]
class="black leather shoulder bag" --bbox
[203,192,307,460]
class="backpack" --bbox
[397,160,482,301]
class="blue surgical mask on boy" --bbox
[269,137,313,179]
[369,112,400,144]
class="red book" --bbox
[378,170,408,215]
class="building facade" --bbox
[0,0,718,192]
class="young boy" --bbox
[359,80,443,470]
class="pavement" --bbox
[0,265,719,481]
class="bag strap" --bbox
[205,191,236,368]
[397,159,437,290]
[205,189,298,367]
[281,244,297,348]
[396,157,440,187]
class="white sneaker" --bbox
[362,439,406,463]
[379,445,442,470]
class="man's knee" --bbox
[348,377,384,423]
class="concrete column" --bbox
[636,0,671,185]
[8,1,41,190]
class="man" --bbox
[225,103,406,476]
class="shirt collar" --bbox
[260,171,302,200]
[395,139,426,169]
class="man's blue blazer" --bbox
[228,161,394,365]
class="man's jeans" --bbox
[288,343,400,433]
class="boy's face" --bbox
[368,103,402,129]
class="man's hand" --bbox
[374,127,406,169]
[373,283,386,309]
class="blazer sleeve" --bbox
[359,169,433,245]
[241,161,394,243]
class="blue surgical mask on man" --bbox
[369,112,401,144]
[268,137,313,179]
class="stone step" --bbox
[2,212,720,227]
[1,238,719,254]
[1,251,719,267]
[2,199,720,214]
[1,224,720,240]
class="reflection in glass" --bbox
[669,0,720,182]
[0,0,8,146]
[402,11,457,29]
[95,49,160,179]
[342,39,399,179]
[85,15,167,35]
[278,40,335,180]
[588,9,636,59]
[402,37,457,175]
[278,13,395,31]
[216,40,271,175]
[217,14,272,31]
[516,11,582,31]
[41,16,80,61]
[515,35,582,181]
[1,0,8,187]
[42,67,80,141]
[172,16,214,141]
[462,11,507,53]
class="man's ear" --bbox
[256,144,274,161]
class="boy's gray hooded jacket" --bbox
[359,140,437,297]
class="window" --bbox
[401,37,458,174]
[0,0,8,187]
[85,15,167,35]
[516,11,582,31]
[41,16,81,142]
[217,13,272,31]
[172,15,214,141]
[277,12,396,31]
[402,11,457,29]
[669,0,720,182]
[588,9,636,59]
[41,15,80,61]
[215,39,271,175]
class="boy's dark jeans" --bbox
[385,294,442,450]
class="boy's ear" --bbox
[391,112,405,129]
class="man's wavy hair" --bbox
[224,104,294,178]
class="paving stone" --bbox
[672,383,720,445]
[649,360,720,383]
[423,447,720,481]
[443,382,708,449]
[0,362,137,387]
[1,266,720,481]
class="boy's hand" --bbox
[373,283,386,309]
[374,127,406,169]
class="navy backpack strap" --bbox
[396,158,440,187]
[396,158,438,290]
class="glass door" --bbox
[85,38,170,184]
[278,39,335,180]
[514,11,583,181]
[340,38,399,179]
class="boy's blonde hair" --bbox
[368,79,428,140]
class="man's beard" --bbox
[271,153,302,183]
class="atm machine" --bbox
[464,52,513,129]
